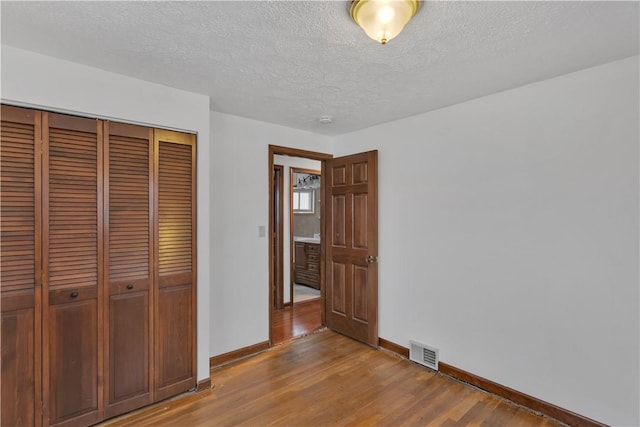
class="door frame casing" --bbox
[268,145,332,346]
[273,164,284,309]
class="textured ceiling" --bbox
[1,1,638,136]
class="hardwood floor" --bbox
[103,331,563,427]
[272,298,322,344]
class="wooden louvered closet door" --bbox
[1,104,198,425]
[1,105,42,427]
[104,122,154,418]
[42,113,103,427]
[154,129,196,401]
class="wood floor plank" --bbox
[102,331,564,427]
[272,298,321,344]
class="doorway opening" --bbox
[269,146,332,346]
[270,146,379,348]
[290,167,321,305]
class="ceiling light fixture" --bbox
[349,0,421,45]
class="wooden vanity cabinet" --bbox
[294,242,320,290]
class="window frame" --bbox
[293,188,315,214]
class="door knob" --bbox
[367,255,378,263]
[126,284,134,290]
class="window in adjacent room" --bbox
[293,189,314,213]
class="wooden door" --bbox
[42,112,103,426]
[103,122,154,417]
[154,130,196,401]
[1,105,42,427]
[325,151,378,346]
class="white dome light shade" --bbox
[350,0,421,44]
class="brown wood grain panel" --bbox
[108,122,152,140]
[1,104,38,124]
[48,298,99,425]
[332,195,346,247]
[48,112,98,134]
[0,105,42,427]
[156,285,193,399]
[104,122,154,419]
[42,112,103,426]
[1,118,36,293]
[352,193,368,249]
[158,272,193,288]
[107,133,150,282]
[46,123,99,292]
[331,262,346,315]
[1,294,36,427]
[155,131,196,402]
[294,242,308,270]
[332,164,346,186]
[108,292,150,403]
[326,151,378,347]
[352,161,368,184]
[158,142,193,277]
[352,265,368,322]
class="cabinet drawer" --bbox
[305,243,320,254]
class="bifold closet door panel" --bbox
[154,130,196,401]
[104,122,154,418]
[43,112,103,427]
[0,105,42,427]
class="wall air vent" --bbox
[409,340,439,370]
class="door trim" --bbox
[268,145,332,346]
[273,164,284,309]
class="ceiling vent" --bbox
[409,340,439,370]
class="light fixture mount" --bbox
[319,115,333,124]
[349,0,421,45]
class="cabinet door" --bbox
[294,242,308,270]
[1,105,42,427]
[154,130,196,401]
[43,113,102,426]
[104,122,154,418]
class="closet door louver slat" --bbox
[43,113,102,427]
[154,130,196,401]
[104,122,154,418]
[0,105,197,426]
[0,105,42,427]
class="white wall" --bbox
[209,112,331,356]
[5,42,637,426]
[1,46,212,383]
[273,155,321,303]
[333,56,640,426]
